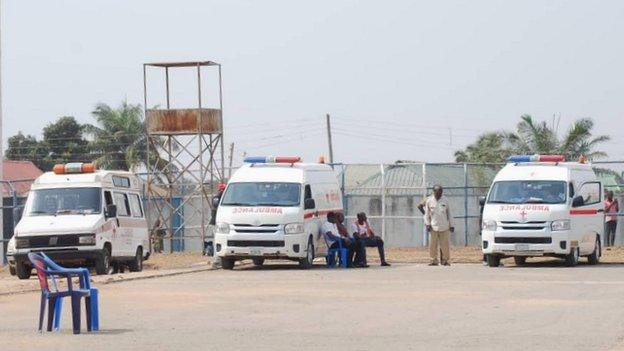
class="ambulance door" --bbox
[572,181,603,254]
[127,193,147,256]
[112,192,133,256]
[303,184,321,255]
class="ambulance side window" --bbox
[128,194,144,218]
[568,183,575,198]
[577,182,601,206]
[114,192,131,217]
[304,185,312,200]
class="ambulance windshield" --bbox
[27,187,102,216]
[488,181,567,205]
[221,182,301,207]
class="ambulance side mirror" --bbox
[572,196,585,208]
[478,196,486,207]
[105,204,117,218]
[304,198,316,210]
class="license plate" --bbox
[250,248,261,255]
[515,244,530,251]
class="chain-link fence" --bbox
[2,162,623,259]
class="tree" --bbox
[455,115,610,163]
[84,101,147,171]
[5,132,47,169]
[41,116,89,169]
[4,117,89,171]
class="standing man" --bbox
[424,185,455,266]
[605,190,619,246]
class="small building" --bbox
[2,160,44,247]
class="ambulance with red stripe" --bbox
[214,156,342,269]
[481,155,603,267]
[6,163,149,279]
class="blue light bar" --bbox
[244,156,267,163]
[507,155,538,163]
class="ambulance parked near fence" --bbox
[6,163,149,279]
[214,156,342,270]
[481,155,603,267]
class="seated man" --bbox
[336,212,367,268]
[351,212,391,267]
[321,212,360,268]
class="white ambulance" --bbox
[6,163,149,279]
[214,156,343,270]
[481,155,603,267]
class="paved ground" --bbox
[3,260,624,351]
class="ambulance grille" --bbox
[227,240,285,247]
[494,237,552,244]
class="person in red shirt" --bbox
[605,190,619,246]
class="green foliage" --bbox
[84,101,146,171]
[455,115,610,163]
[5,117,88,171]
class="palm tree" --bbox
[455,115,610,163]
[84,101,146,171]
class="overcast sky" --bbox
[2,0,623,165]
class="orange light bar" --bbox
[52,163,96,174]
[53,164,66,174]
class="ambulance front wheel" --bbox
[9,265,16,276]
[221,257,235,270]
[565,247,579,267]
[95,246,112,275]
[16,262,32,280]
[487,254,501,267]
[299,238,314,269]
[588,239,601,265]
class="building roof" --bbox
[2,160,44,197]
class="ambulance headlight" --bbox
[284,223,304,234]
[14,237,29,249]
[78,234,96,245]
[551,219,570,231]
[216,222,231,234]
[482,220,497,231]
[7,237,16,254]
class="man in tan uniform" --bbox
[424,185,455,266]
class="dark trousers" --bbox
[354,236,387,264]
[606,221,618,246]
[331,238,364,267]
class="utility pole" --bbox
[227,142,234,180]
[326,113,334,164]
[0,0,5,266]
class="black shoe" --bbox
[442,262,451,266]
[381,262,391,267]
[358,264,370,268]
[428,262,439,266]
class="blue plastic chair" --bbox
[27,252,99,334]
[40,253,99,332]
[326,238,348,268]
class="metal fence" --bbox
[1,161,623,260]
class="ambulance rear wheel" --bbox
[487,255,500,267]
[588,239,601,265]
[129,247,144,272]
[221,258,235,270]
[565,248,579,267]
[252,258,265,266]
[16,263,32,280]
[514,256,527,266]
[95,246,112,275]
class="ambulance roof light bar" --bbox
[244,156,301,164]
[507,154,565,163]
[53,162,96,174]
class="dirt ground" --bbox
[3,262,624,350]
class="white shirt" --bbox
[424,195,454,232]
[320,221,341,246]
[350,222,369,238]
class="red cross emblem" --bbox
[519,210,528,222]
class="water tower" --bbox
[143,61,224,252]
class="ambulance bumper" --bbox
[482,230,571,256]
[214,232,308,259]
